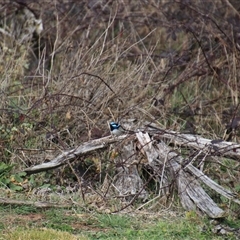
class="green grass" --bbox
[0,205,236,240]
[1,228,83,240]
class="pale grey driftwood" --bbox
[186,164,240,205]
[136,131,225,218]
[22,128,240,217]
[146,125,240,161]
[113,142,148,200]
[24,135,127,174]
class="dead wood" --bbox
[136,132,226,218]
[112,139,148,201]
[186,164,240,205]
[146,125,240,161]
[0,197,71,208]
[24,135,126,174]
[21,129,240,218]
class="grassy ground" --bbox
[0,203,234,240]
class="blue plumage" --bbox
[109,122,125,136]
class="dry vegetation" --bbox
[1,0,240,218]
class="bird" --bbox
[109,122,127,136]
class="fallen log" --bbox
[136,131,226,218]
[24,135,125,174]
[22,129,240,218]
[146,124,240,161]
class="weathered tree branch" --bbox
[0,197,71,208]
[24,135,126,174]
[146,125,240,161]
[136,131,226,218]
[22,129,240,218]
